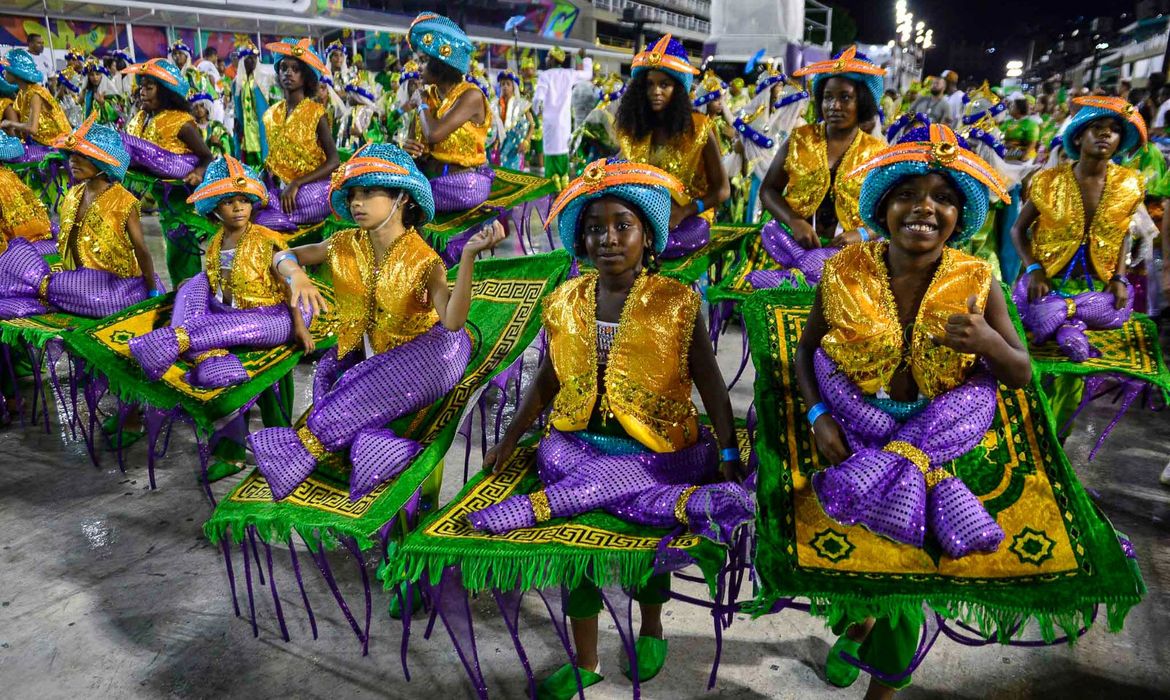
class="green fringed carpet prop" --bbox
[744,288,1144,657]
[420,167,557,255]
[198,252,571,652]
[0,309,99,434]
[659,223,759,286]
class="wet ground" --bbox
[0,223,1167,699]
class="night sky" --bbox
[831,0,1133,81]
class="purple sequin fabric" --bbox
[249,324,471,501]
[251,179,333,231]
[466,429,755,546]
[759,219,840,284]
[0,238,149,319]
[120,133,199,180]
[11,143,52,163]
[658,215,711,260]
[1012,276,1133,361]
[430,166,494,213]
[127,272,309,388]
[811,350,1004,558]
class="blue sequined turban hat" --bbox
[328,142,436,225]
[186,155,270,217]
[51,112,131,182]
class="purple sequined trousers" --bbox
[658,216,711,260]
[466,429,755,546]
[127,272,310,388]
[752,220,840,287]
[1011,276,1133,362]
[810,350,1004,559]
[252,179,333,231]
[249,324,471,501]
[430,166,494,213]
[120,133,199,180]
[0,238,150,319]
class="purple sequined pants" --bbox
[120,133,200,180]
[811,349,1004,559]
[748,220,841,289]
[431,166,494,213]
[0,238,151,319]
[466,429,755,546]
[127,272,310,389]
[252,179,333,231]
[659,215,711,260]
[249,324,471,501]
[1011,276,1133,362]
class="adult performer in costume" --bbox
[232,42,270,169]
[128,155,312,388]
[249,143,505,501]
[468,158,754,698]
[797,124,1028,698]
[615,35,729,259]
[0,49,70,160]
[756,46,885,284]
[493,70,534,171]
[0,114,158,320]
[1010,96,1146,428]
[254,38,340,231]
[402,12,494,213]
[82,59,122,126]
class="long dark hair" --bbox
[572,196,660,274]
[144,76,191,113]
[615,70,694,141]
[425,57,463,87]
[812,75,878,124]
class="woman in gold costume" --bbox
[0,49,70,161]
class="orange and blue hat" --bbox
[631,34,699,93]
[52,112,131,182]
[187,155,270,216]
[265,38,327,79]
[409,12,475,75]
[792,45,885,111]
[121,58,191,99]
[1062,95,1147,160]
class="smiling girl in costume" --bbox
[797,125,1030,698]
[468,158,754,699]
[249,143,505,501]
[614,35,730,259]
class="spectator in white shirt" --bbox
[534,46,592,188]
[24,33,55,84]
[942,69,966,127]
[196,46,221,84]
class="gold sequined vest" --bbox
[782,123,885,231]
[820,241,992,399]
[0,167,51,249]
[14,84,69,146]
[1027,162,1143,282]
[205,224,288,309]
[544,272,700,452]
[263,99,327,183]
[617,112,712,210]
[125,109,195,154]
[423,82,489,168]
[57,183,142,278]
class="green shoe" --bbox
[206,459,246,482]
[825,636,861,688]
[387,583,423,620]
[621,636,668,683]
[537,663,603,700]
[102,415,144,451]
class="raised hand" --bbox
[936,294,993,355]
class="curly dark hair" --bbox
[615,70,694,141]
[143,75,191,113]
[572,196,660,273]
[346,186,428,229]
[276,57,319,96]
[425,57,464,87]
[812,75,878,125]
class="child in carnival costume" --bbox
[403,12,496,213]
[493,69,535,170]
[798,124,1030,697]
[0,113,160,320]
[385,59,422,146]
[615,34,730,259]
[1010,96,1146,427]
[316,74,347,136]
[569,73,624,171]
[53,70,84,128]
[82,59,122,126]
[231,42,271,170]
[250,143,506,501]
[190,89,233,158]
[467,158,754,697]
[253,38,341,232]
[0,131,53,252]
[128,155,314,389]
[325,40,356,88]
[338,78,383,151]
[0,50,71,161]
[120,58,214,184]
[755,46,885,288]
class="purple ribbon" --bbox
[659,215,711,261]
[758,219,839,284]
[431,166,494,214]
[120,133,199,180]
[252,179,333,231]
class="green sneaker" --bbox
[205,459,246,482]
[387,583,423,620]
[102,415,144,451]
[825,635,861,688]
[621,636,668,683]
[537,663,603,700]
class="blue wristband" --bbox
[720,447,740,463]
[1025,262,1043,275]
[274,251,299,271]
[148,289,163,298]
[695,199,705,215]
[807,402,829,427]
[858,227,869,242]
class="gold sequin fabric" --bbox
[529,490,552,523]
[0,166,51,247]
[782,123,885,231]
[193,349,230,364]
[174,327,191,354]
[327,228,442,359]
[0,97,12,117]
[883,440,930,472]
[56,183,142,278]
[125,109,195,154]
[13,84,69,145]
[422,81,490,168]
[618,112,712,206]
[674,485,699,525]
[820,241,992,399]
[263,99,327,183]
[544,272,700,453]
[205,223,288,309]
[1028,162,1143,281]
[298,425,327,458]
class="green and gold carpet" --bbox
[744,287,1144,642]
[420,167,557,253]
[1029,315,1170,399]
